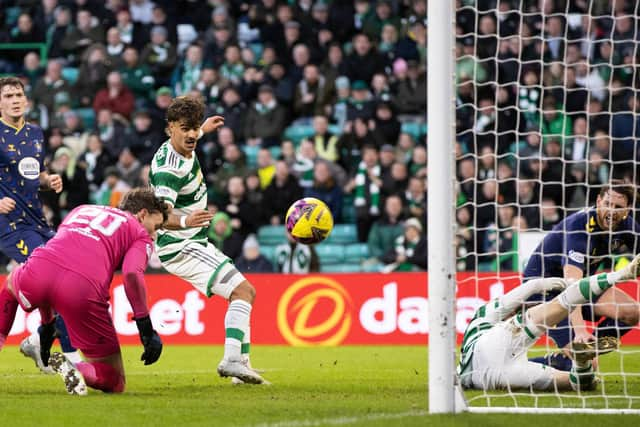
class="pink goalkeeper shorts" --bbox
[12,255,120,359]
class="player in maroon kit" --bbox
[0,188,168,395]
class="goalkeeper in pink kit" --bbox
[0,188,167,395]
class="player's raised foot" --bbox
[19,334,54,375]
[618,254,640,281]
[570,336,620,365]
[48,352,87,396]
[218,357,265,384]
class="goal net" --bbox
[450,0,640,413]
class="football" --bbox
[285,197,334,244]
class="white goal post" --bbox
[428,0,640,415]
[427,0,460,415]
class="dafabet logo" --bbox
[277,276,352,346]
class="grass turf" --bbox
[0,345,638,426]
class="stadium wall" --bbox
[6,273,640,345]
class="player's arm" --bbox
[200,115,224,135]
[564,263,594,343]
[122,240,162,365]
[38,171,63,193]
[163,205,213,230]
[563,226,594,343]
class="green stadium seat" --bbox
[269,146,282,160]
[328,124,342,136]
[341,194,356,223]
[283,125,314,144]
[401,122,427,140]
[75,108,95,129]
[260,244,278,264]
[242,145,259,168]
[344,243,369,263]
[315,244,345,265]
[257,225,287,245]
[325,224,358,244]
[320,263,362,273]
[61,67,79,84]
[362,262,384,272]
[249,43,263,61]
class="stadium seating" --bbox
[257,225,287,246]
[400,122,427,140]
[325,224,358,244]
[268,146,281,161]
[242,145,260,168]
[75,108,95,130]
[320,263,362,273]
[315,243,345,265]
[283,125,314,144]
[61,67,79,84]
[260,244,278,265]
[344,243,369,263]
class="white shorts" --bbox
[462,318,557,391]
[161,241,246,299]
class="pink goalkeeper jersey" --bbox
[29,205,152,310]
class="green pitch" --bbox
[0,345,638,426]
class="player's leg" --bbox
[591,286,640,340]
[6,229,81,365]
[162,242,265,384]
[484,277,567,323]
[49,269,126,394]
[0,272,19,349]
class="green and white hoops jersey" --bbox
[457,300,501,377]
[150,141,208,262]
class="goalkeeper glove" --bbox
[134,315,162,365]
[39,319,57,367]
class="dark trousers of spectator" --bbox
[356,208,380,243]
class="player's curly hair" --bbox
[166,95,204,130]
[599,179,637,206]
[0,77,25,94]
[119,187,169,222]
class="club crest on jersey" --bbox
[18,157,40,179]
[195,182,207,201]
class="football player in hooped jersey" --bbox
[523,181,640,370]
[149,96,266,384]
[458,255,640,391]
[0,76,81,370]
[0,188,167,395]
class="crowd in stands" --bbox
[0,0,427,273]
[455,0,640,272]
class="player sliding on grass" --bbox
[149,95,266,384]
[458,254,640,391]
[0,76,80,370]
[0,188,166,395]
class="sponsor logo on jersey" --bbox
[17,157,39,179]
[154,186,173,198]
[568,250,585,264]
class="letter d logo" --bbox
[277,277,352,346]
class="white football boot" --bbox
[230,357,269,384]
[19,334,54,374]
[218,357,265,384]
[48,352,88,396]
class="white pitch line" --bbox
[248,410,428,427]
